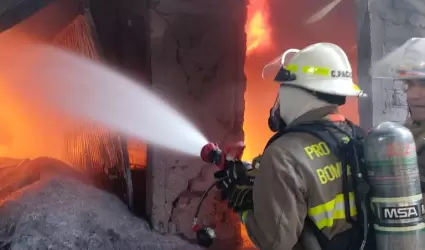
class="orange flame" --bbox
[240,1,273,247]
[245,0,271,54]
[243,0,274,163]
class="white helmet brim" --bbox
[282,78,365,97]
[371,38,425,81]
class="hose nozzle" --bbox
[200,142,245,170]
[200,143,222,165]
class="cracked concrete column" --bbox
[356,0,425,128]
[146,0,247,248]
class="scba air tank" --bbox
[365,122,425,250]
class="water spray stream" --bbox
[0,39,208,157]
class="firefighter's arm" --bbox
[243,145,307,250]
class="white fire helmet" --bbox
[370,37,425,81]
[262,42,364,97]
[264,43,364,132]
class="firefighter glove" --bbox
[227,183,254,212]
[214,159,257,210]
[214,160,254,194]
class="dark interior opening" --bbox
[88,0,150,217]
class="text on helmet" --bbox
[331,70,352,78]
[286,65,353,79]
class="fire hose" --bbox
[192,141,245,247]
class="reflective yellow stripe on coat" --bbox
[308,192,357,230]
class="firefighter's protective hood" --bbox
[266,49,299,131]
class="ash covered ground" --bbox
[0,157,202,250]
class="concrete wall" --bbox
[146,0,247,248]
[357,0,425,128]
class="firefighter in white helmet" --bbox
[373,37,425,193]
[214,42,371,250]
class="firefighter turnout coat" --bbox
[243,106,357,250]
[405,119,425,190]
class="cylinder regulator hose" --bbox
[194,177,229,220]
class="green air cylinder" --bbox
[365,121,425,250]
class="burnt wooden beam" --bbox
[0,0,57,32]
[0,0,81,41]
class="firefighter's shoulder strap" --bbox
[264,116,372,250]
